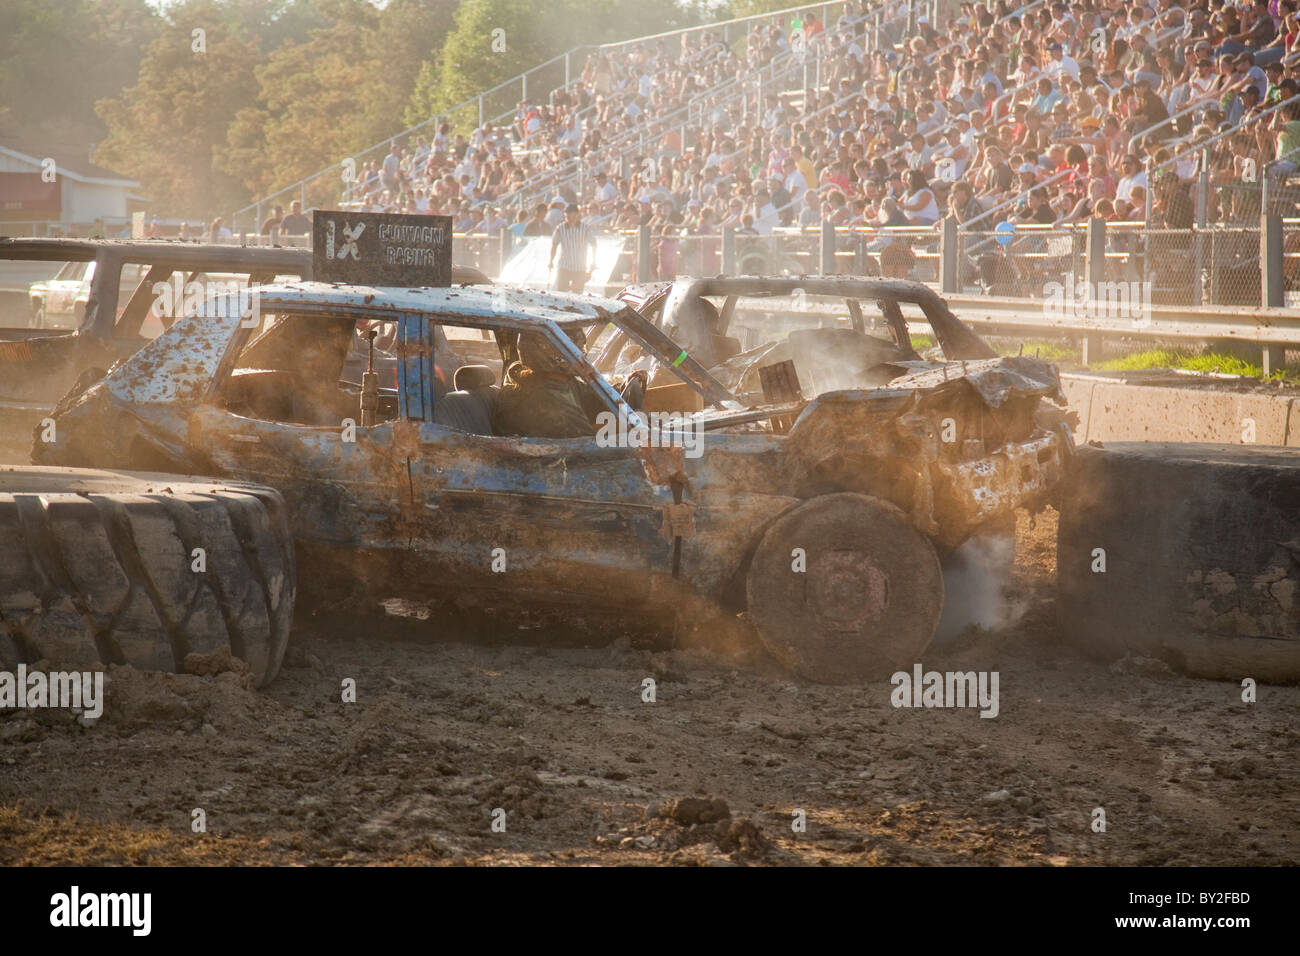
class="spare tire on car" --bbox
[0,466,295,687]
[1057,443,1300,683]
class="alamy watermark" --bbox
[890,664,999,718]
[50,886,150,936]
[151,276,261,327]
[0,665,103,719]
[595,405,704,458]
[1043,275,1152,328]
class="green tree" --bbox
[724,0,799,16]
[95,0,262,217]
[219,0,458,202]
[406,0,707,130]
[0,0,157,148]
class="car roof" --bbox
[666,275,954,305]
[255,280,631,329]
[0,237,312,269]
[0,238,494,286]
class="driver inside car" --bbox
[493,332,645,439]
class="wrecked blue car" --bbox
[33,278,1069,681]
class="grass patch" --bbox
[1097,348,1278,378]
[996,340,1080,363]
[914,334,1299,379]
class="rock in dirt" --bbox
[659,796,731,825]
[183,646,249,679]
[714,817,767,857]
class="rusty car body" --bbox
[0,239,313,407]
[610,275,1003,400]
[0,238,490,458]
[31,278,1071,680]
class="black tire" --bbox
[746,493,944,682]
[0,466,295,687]
[1058,443,1300,682]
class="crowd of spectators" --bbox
[334,0,1300,282]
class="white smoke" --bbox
[933,527,1021,644]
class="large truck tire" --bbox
[0,466,295,687]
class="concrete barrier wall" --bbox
[1061,375,1300,447]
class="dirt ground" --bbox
[1,508,1296,867]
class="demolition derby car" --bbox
[611,275,1003,400]
[30,277,1071,683]
[0,237,490,459]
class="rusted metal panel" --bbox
[886,356,1066,408]
[931,431,1067,548]
[757,359,803,434]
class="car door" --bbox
[191,309,411,586]
[401,318,675,613]
[407,427,676,612]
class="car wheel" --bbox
[0,467,295,687]
[30,301,44,329]
[746,493,944,682]
[1058,442,1300,682]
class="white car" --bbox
[27,260,154,331]
[27,259,94,329]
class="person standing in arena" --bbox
[549,204,597,293]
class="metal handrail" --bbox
[596,0,855,52]
[1146,93,1300,181]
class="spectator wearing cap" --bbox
[1045,41,1080,82]
[549,204,597,293]
[544,199,566,228]
[1186,55,1219,108]
[1235,52,1269,102]
[934,124,971,178]
[1015,160,1041,192]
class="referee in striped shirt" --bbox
[549,204,597,292]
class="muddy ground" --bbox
[1,508,1296,866]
